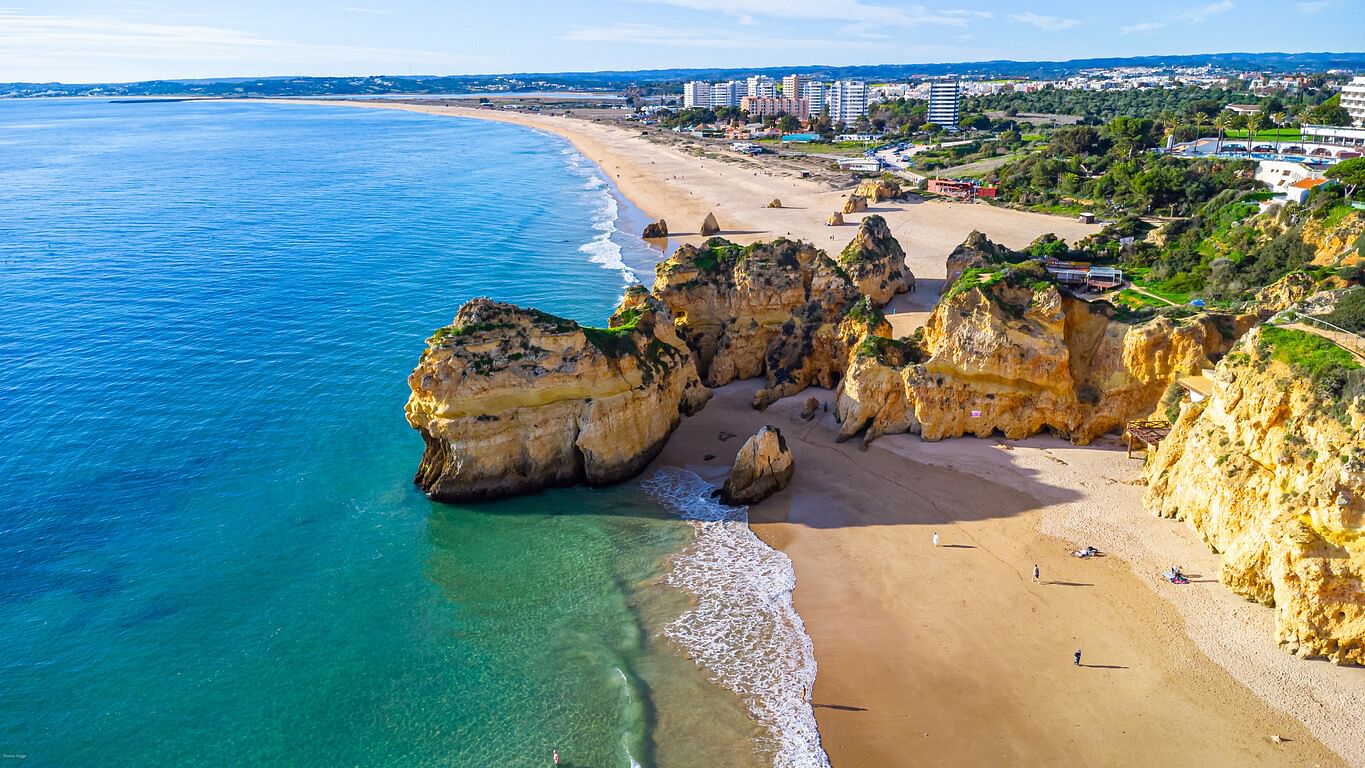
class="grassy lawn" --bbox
[1114,289,1167,310]
[1130,280,1191,305]
[1222,128,1302,142]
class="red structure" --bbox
[928,178,997,200]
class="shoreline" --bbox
[262,98,1360,766]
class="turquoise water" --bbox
[0,100,761,767]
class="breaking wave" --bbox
[641,467,829,768]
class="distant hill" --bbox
[4,51,1363,99]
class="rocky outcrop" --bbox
[767,199,783,209]
[642,219,668,239]
[1252,271,1317,314]
[1303,209,1365,266]
[826,212,845,226]
[944,230,1017,286]
[700,212,721,236]
[650,237,881,409]
[838,214,915,305]
[405,292,710,502]
[1145,326,1364,664]
[801,396,819,420]
[720,426,795,504]
[842,195,868,214]
[836,263,1256,446]
[854,177,901,203]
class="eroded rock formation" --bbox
[838,214,915,305]
[842,195,868,214]
[650,237,885,409]
[837,260,1255,446]
[1145,326,1364,665]
[406,292,709,501]
[642,219,668,239]
[767,199,783,209]
[827,211,845,226]
[854,177,901,203]
[700,212,721,236]
[944,230,1018,286]
[720,425,795,505]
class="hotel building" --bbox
[746,75,777,99]
[682,81,709,108]
[928,80,961,131]
[801,80,825,118]
[1342,75,1365,127]
[740,96,807,118]
[828,80,868,126]
[710,81,741,108]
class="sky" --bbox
[0,0,1361,83]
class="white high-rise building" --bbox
[828,80,868,126]
[1342,75,1365,127]
[782,74,802,97]
[928,80,961,131]
[747,75,777,99]
[801,81,825,118]
[710,81,740,108]
[682,81,709,109]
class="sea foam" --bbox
[641,468,830,768]
[559,147,638,285]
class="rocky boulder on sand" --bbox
[826,211,845,226]
[405,291,710,502]
[767,199,782,208]
[642,219,668,239]
[801,396,819,420]
[842,195,868,215]
[700,211,721,236]
[838,214,915,305]
[720,425,795,505]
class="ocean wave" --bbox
[641,468,829,768]
[559,147,638,285]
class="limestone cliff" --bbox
[944,230,1017,286]
[1145,325,1364,664]
[405,292,709,502]
[838,215,915,305]
[1303,209,1365,266]
[650,237,878,409]
[1252,271,1318,314]
[837,262,1254,446]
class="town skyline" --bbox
[2,1,1363,83]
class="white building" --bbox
[801,80,825,118]
[828,80,868,126]
[711,81,741,108]
[747,75,777,99]
[782,74,802,98]
[928,80,960,131]
[682,81,709,109]
[1342,75,1365,127]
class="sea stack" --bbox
[700,211,721,236]
[838,214,915,305]
[720,426,795,505]
[405,290,710,502]
[642,219,668,239]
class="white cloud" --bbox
[627,0,985,28]
[1121,21,1165,34]
[0,11,478,81]
[1294,0,1332,12]
[561,21,868,49]
[1179,0,1235,22]
[1010,12,1080,31]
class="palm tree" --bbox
[1214,112,1231,154]
[1157,109,1178,148]
[1246,113,1264,153]
[1193,111,1210,139]
[1271,112,1287,153]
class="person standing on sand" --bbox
[1033,564,1040,582]
[1074,649,1082,666]
[933,532,940,547]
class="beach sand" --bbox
[272,99,1362,766]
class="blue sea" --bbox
[0,100,823,767]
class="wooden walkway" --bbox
[1125,420,1172,459]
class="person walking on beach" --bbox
[1074,649,1082,666]
[1032,564,1040,582]
[932,532,940,547]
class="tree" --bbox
[1327,157,1365,200]
[1214,112,1231,153]
[1245,113,1263,149]
[777,114,801,133]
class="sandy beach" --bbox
[273,98,1363,766]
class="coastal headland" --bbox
[272,98,1363,767]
